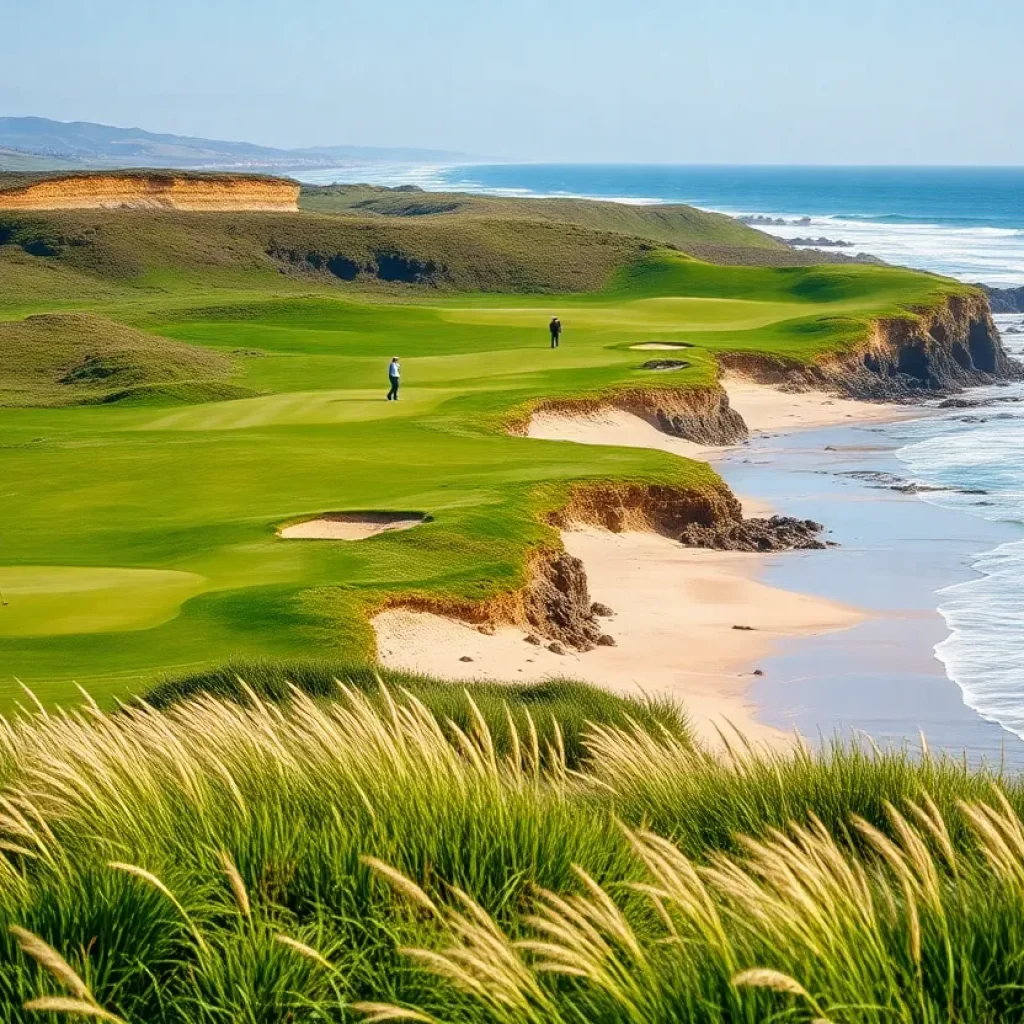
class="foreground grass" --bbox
[2,684,1024,1022]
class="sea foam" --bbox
[895,316,1024,737]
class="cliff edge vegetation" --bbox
[0,188,1015,701]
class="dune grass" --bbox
[0,203,969,702]
[0,312,239,407]
[1,684,1024,1022]
[298,183,786,254]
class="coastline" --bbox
[375,380,902,747]
[722,417,1024,767]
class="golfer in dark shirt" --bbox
[549,316,562,348]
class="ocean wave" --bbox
[935,540,1024,739]
[893,335,1024,741]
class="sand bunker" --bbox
[630,342,694,351]
[279,513,425,541]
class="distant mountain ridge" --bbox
[0,117,473,172]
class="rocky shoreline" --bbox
[724,291,1024,402]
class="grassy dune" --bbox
[0,200,967,701]
[0,313,242,407]
[299,183,786,255]
[1,685,1023,1022]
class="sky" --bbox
[3,0,1023,164]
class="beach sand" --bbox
[374,529,861,745]
[374,377,890,745]
[724,375,910,432]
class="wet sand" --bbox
[715,421,1024,767]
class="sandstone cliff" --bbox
[724,290,1022,401]
[0,171,299,212]
[509,386,749,448]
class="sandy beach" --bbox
[376,528,861,745]
[374,377,892,744]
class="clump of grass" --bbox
[140,660,691,772]
[3,684,1024,1022]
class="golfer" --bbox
[387,357,401,401]
[549,316,562,348]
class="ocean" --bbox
[302,163,1024,287]
[301,161,1024,748]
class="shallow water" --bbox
[715,378,1024,768]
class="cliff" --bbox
[0,171,299,212]
[724,290,1023,401]
[981,283,1024,314]
[510,386,749,447]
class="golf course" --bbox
[9,173,1024,1024]
[0,180,977,704]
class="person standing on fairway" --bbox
[387,357,401,401]
[549,316,562,348]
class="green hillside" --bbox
[0,312,244,407]
[0,207,663,296]
[0,186,965,704]
[300,183,785,257]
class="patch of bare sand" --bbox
[526,408,772,517]
[724,374,910,433]
[630,342,693,351]
[374,528,862,746]
[280,513,424,541]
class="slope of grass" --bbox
[300,183,785,253]
[0,201,968,700]
[1,688,1023,1023]
[0,208,658,293]
[0,312,239,407]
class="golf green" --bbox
[0,250,960,704]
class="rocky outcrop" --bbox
[723,291,1023,401]
[642,388,748,444]
[0,172,299,212]
[522,550,603,650]
[981,284,1024,314]
[681,515,827,552]
[550,481,742,536]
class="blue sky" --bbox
[3,0,1022,163]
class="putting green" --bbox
[0,251,964,705]
[0,566,206,637]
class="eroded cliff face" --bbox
[0,173,299,213]
[621,387,748,444]
[511,386,749,447]
[725,291,1022,401]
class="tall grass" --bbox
[1,680,1023,1022]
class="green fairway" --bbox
[0,205,967,705]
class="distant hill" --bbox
[0,117,473,172]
